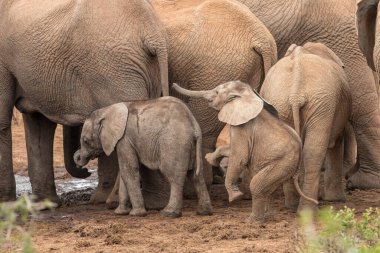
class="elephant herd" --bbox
[0,0,380,222]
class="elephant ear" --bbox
[97,103,129,156]
[218,91,264,126]
[356,0,379,71]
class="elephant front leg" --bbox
[323,138,346,202]
[224,157,246,203]
[23,113,60,204]
[0,67,16,201]
[90,152,119,204]
[118,144,146,217]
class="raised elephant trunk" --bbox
[172,83,214,100]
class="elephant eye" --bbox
[226,95,239,103]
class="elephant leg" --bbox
[183,146,213,199]
[23,113,60,204]
[189,167,213,216]
[118,147,146,217]
[160,161,188,218]
[106,172,120,210]
[114,174,131,215]
[324,137,346,202]
[283,179,299,211]
[298,130,330,212]
[249,162,293,222]
[343,124,357,178]
[347,67,380,189]
[0,67,16,201]
[240,168,253,200]
[90,152,118,204]
[141,165,170,210]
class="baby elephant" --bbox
[173,81,317,222]
[74,97,212,218]
[260,42,351,211]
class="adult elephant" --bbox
[150,0,277,186]
[234,0,380,189]
[0,0,169,204]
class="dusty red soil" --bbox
[29,187,380,253]
[8,112,380,253]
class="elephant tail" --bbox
[195,130,202,177]
[289,45,306,136]
[293,172,319,205]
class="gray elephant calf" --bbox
[173,81,317,222]
[74,97,212,218]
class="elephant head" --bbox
[74,103,128,167]
[172,81,265,126]
[356,0,379,71]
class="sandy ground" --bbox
[6,112,380,253]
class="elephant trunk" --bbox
[172,83,214,100]
[63,126,91,178]
[156,44,169,97]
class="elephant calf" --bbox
[74,97,212,218]
[173,81,317,223]
[260,42,351,211]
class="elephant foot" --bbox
[143,190,169,210]
[114,205,131,215]
[90,186,112,204]
[205,153,219,167]
[0,188,16,202]
[347,170,380,190]
[246,213,266,224]
[161,208,182,218]
[196,203,213,216]
[228,190,244,203]
[297,201,318,215]
[33,192,62,208]
[213,175,224,185]
[242,191,252,200]
[106,193,119,210]
[284,195,299,212]
[129,208,147,217]
[323,188,346,202]
[106,200,119,210]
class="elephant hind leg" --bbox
[324,136,346,202]
[188,168,213,216]
[249,163,294,222]
[160,158,189,218]
[0,66,16,201]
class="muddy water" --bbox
[15,169,98,198]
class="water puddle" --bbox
[15,169,98,197]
